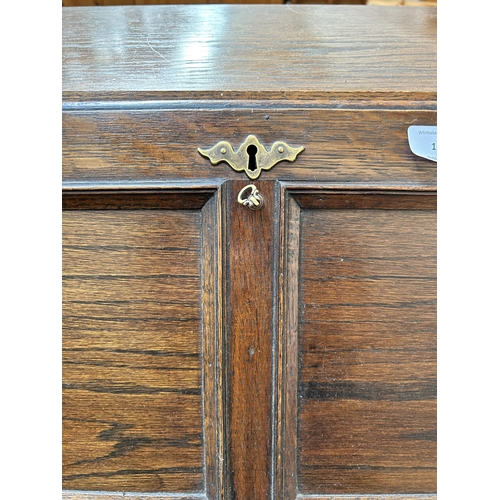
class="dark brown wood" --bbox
[226,180,277,500]
[61,0,366,5]
[278,192,302,500]
[62,6,436,97]
[292,191,437,210]
[63,91,436,104]
[279,188,436,498]
[296,496,436,500]
[63,108,436,186]
[291,0,366,4]
[63,6,436,499]
[368,1,436,5]
[62,190,214,210]
[62,189,223,495]
[63,0,282,6]
[201,190,225,499]
[62,494,207,500]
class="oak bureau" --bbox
[62,5,437,500]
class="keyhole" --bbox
[247,144,258,172]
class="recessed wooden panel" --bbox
[62,193,220,494]
[280,190,436,498]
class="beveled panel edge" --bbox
[280,183,437,210]
[277,184,302,500]
[62,181,224,210]
[296,495,436,500]
[292,191,436,210]
[201,187,226,500]
[62,180,224,191]
[279,182,437,193]
[62,492,208,500]
[62,96,437,112]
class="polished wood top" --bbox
[62,5,436,100]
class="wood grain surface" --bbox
[62,108,436,187]
[368,1,436,5]
[292,0,366,3]
[200,191,225,499]
[63,0,283,5]
[280,190,436,496]
[62,493,207,500]
[225,180,277,500]
[63,5,437,498]
[62,191,221,493]
[296,496,436,500]
[61,1,370,6]
[62,5,436,98]
[277,193,302,500]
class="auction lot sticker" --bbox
[408,126,437,162]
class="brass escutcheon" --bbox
[198,135,304,180]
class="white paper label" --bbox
[407,126,437,162]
